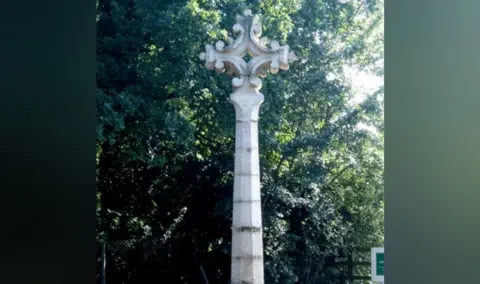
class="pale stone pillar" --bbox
[199,9,297,284]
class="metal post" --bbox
[99,240,106,284]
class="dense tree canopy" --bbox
[96,0,384,283]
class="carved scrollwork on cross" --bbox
[199,9,297,90]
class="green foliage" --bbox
[97,0,384,283]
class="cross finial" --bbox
[199,9,297,90]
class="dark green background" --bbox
[386,0,480,283]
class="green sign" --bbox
[371,247,384,282]
[376,252,384,276]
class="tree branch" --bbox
[199,264,211,284]
[322,164,353,190]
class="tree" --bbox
[96,0,384,283]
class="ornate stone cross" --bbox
[199,9,297,284]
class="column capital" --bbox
[230,86,264,122]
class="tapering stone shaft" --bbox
[230,85,264,284]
